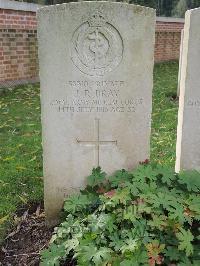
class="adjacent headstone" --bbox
[176,8,200,172]
[37,2,155,224]
[177,29,184,97]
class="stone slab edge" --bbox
[175,9,191,173]
[0,0,43,12]
[37,1,155,13]
[157,16,185,23]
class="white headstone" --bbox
[37,2,155,224]
[176,8,200,172]
[177,29,184,97]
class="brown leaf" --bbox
[35,206,41,217]
[104,189,116,198]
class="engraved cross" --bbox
[77,118,117,167]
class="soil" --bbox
[0,203,52,265]
[0,203,75,266]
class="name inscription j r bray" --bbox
[50,80,144,113]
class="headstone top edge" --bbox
[37,1,155,16]
[185,7,200,16]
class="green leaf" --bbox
[157,165,176,185]
[164,246,183,261]
[132,165,158,182]
[108,169,132,188]
[55,214,83,240]
[64,238,79,254]
[186,195,200,220]
[109,188,131,205]
[178,170,200,192]
[148,215,167,230]
[92,247,112,265]
[76,243,97,265]
[120,238,138,254]
[64,194,92,214]
[137,202,152,215]
[122,181,139,196]
[123,205,137,222]
[176,228,194,256]
[76,244,112,265]
[120,259,137,266]
[40,243,66,266]
[120,250,148,266]
[192,261,200,266]
[109,232,124,251]
[88,213,116,233]
[178,256,193,265]
[168,203,186,224]
[87,167,106,187]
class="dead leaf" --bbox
[0,215,9,225]
[16,166,26,171]
[5,224,21,239]
[35,206,41,217]
[18,195,28,204]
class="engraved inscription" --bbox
[187,99,200,107]
[71,11,123,76]
[50,80,144,113]
[56,187,81,198]
[77,118,117,167]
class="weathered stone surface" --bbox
[176,8,200,172]
[37,2,155,224]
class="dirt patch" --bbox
[165,91,178,102]
[0,204,52,266]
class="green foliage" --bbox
[63,194,94,214]
[178,170,200,192]
[40,244,66,266]
[172,0,200,18]
[87,167,106,187]
[176,228,194,256]
[41,165,200,265]
[172,0,188,18]
[76,245,112,266]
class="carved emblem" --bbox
[71,11,123,76]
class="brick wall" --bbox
[155,18,184,62]
[0,1,39,88]
[0,1,185,88]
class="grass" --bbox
[0,84,43,240]
[0,61,179,241]
[151,61,179,166]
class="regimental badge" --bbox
[71,11,123,76]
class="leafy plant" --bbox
[41,164,200,265]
